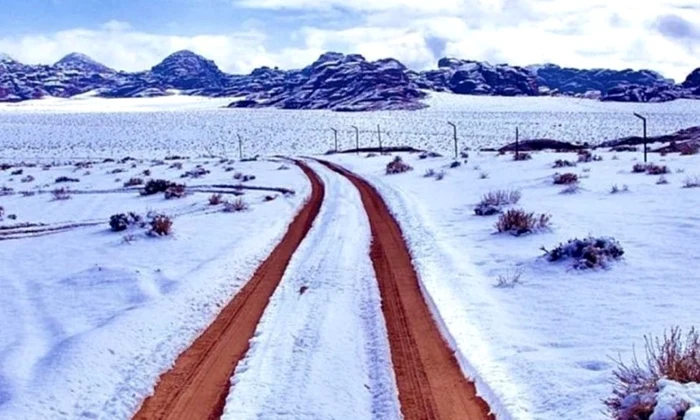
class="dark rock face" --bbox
[601,126,700,148]
[414,58,538,96]
[2,50,700,109]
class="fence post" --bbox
[633,113,647,163]
[237,134,243,160]
[447,121,458,159]
[352,125,359,154]
[515,126,520,158]
[377,124,382,152]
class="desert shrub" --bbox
[241,175,256,182]
[577,150,603,163]
[142,169,151,176]
[494,269,523,288]
[0,163,12,171]
[513,152,532,161]
[0,206,4,219]
[423,169,436,178]
[110,168,125,174]
[479,172,489,179]
[109,212,141,232]
[141,179,172,196]
[610,184,630,194]
[164,184,186,199]
[475,189,521,216]
[233,172,243,180]
[656,176,669,185]
[646,164,669,175]
[605,327,700,420]
[149,214,173,236]
[169,162,183,170]
[450,161,461,168]
[123,177,144,187]
[21,175,35,183]
[164,155,187,160]
[102,158,115,163]
[680,143,699,156]
[0,186,13,196]
[366,153,377,158]
[224,198,249,212]
[419,151,442,159]
[460,150,470,159]
[10,169,23,176]
[277,164,290,170]
[52,187,71,200]
[553,173,579,185]
[495,209,551,236]
[632,163,648,173]
[542,236,624,269]
[683,176,700,188]
[553,159,576,168]
[386,156,413,175]
[181,167,209,178]
[560,184,582,194]
[55,176,79,183]
[209,193,223,205]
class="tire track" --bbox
[131,160,324,420]
[318,159,493,420]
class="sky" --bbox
[0,0,699,81]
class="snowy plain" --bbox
[0,155,310,419]
[326,149,700,419]
[3,93,700,160]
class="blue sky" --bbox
[0,0,699,81]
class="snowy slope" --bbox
[327,150,700,419]
[0,157,309,419]
[222,160,401,420]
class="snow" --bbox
[326,149,700,419]
[652,380,700,420]
[0,156,310,419]
[222,160,400,420]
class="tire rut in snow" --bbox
[317,159,493,420]
[131,160,324,420]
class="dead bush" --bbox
[475,189,522,216]
[656,176,669,185]
[208,193,223,205]
[560,184,582,194]
[123,177,144,187]
[577,150,603,163]
[164,184,186,199]
[610,184,630,194]
[449,161,461,168]
[21,175,35,183]
[52,187,71,200]
[149,214,173,236]
[542,236,624,269]
[680,143,699,156]
[479,172,489,179]
[632,163,648,173]
[683,176,700,188]
[553,159,577,168]
[646,164,670,175]
[435,171,446,181]
[553,173,579,185]
[141,179,172,196]
[495,209,551,236]
[605,327,700,419]
[386,156,413,175]
[181,167,209,179]
[423,169,436,178]
[494,269,523,288]
[612,145,638,152]
[142,169,151,176]
[224,198,249,212]
[513,152,532,161]
[169,162,183,170]
[10,169,23,176]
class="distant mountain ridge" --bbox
[1,50,699,110]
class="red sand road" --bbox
[132,160,324,420]
[319,159,493,420]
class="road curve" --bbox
[318,159,494,420]
[132,160,324,420]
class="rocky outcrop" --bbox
[600,126,700,148]
[414,58,538,96]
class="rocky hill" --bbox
[1,50,699,110]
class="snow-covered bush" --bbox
[553,159,577,168]
[647,164,670,175]
[109,212,141,232]
[680,144,699,156]
[450,161,461,168]
[224,198,249,212]
[10,169,23,176]
[141,179,172,195]
[168,162,183,170]
[435,171,446,181]
[386,156,413,175]
[657,176,669,185]
[577,150,603,163]
[610,184,630,194]
[513,152,532,161]
[423,169,436,178]
[123,177,144,187]
[475,189,521,216]
[419,151,442,159]
[553,172,579,185]
[164,184,186,199]
[560,184,582,194]
[495,209,551,236]
[542,236,624,269]
[181,167,209,179]
[683,176,700,189]
[479,171,489,179]
[52,187,71,200]
[0,186,13,196]
[149,214,173,236]
[606,327,700,420]
[494,269,523,288]
[21,175,34,183]
[142,169,151,176]
[612,145,638,152]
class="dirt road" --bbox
[132,160,324,420]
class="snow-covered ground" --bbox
[222,160,401,420]
[0,156,309,419]
[326,149,700,419]
[3,95,700,160]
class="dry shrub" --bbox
[277,164,290,170]
[208,193,223,205]
[494,269,523,288]
[577,150,603,163]
[181,167,209,179]
[0,186,13,196]
[475,189,521,216]
[10,169,23,176]
[142,169,151,176]
[680,144,699,156]
[612,145,638,152]
[553,173,579,185]
[553,159,577,168]
[632,163,648,173]
[683,176,700,189]
[141,179,172,195]
[123,177,144,187]
[52,187,71,200]
[224,198,249,212]
[610,184,630,194]
[435,171,446,181]
[149,214,173,236]
[55,176,79,183]
[513,152,532,161]
[169,162,183,170]
[606,327,700,419]
[495,209,551,236]
[646,164,670,175]
[479,171,489,179]
[386,156,413,175]
[164,184,186,199]
[542,236,624,269]
[450,161,461,168]
[109,212,141,232]
[424,169,436,178]
[560,184,582,194]
[656,176,669,185]
[21,175,35,183]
